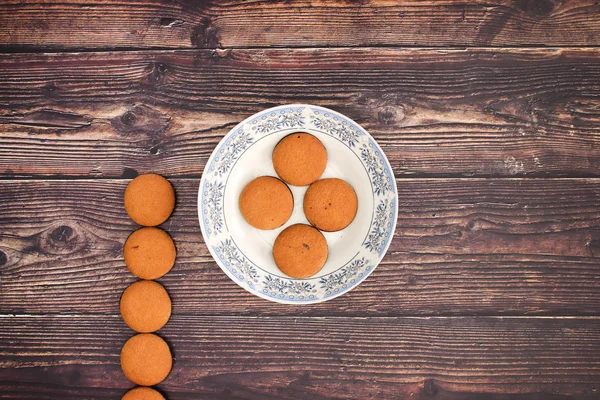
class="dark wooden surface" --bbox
[1,1,600,399]
[2,315,600,399]
[2,0,600,50]
[2,48,600,179]
[2,178,600,317]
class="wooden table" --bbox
[1,1,600,399]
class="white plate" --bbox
[198,105,397,304]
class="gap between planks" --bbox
[2,314,600,319]
[4,44,600,54]
[2,177,600,182]
[1,45,600,55]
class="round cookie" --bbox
[120,280,171,333]
[122,387,165,400]
[273,224,328,278]
[124,174,175,226]
[124,227,176,280]
[304,178,358,232]
[239,176,293,230]
[121,333,172,386]
[272,133,327,186]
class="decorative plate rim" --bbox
[198,104,398,304]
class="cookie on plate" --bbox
[120,280,171,333]
[303,178,358,232]
[273,224,328,278]
[272,133,327,186]
[124,174,175,226]
[121,333,172,386]
[239,176,293,230]
[123,227,176,280]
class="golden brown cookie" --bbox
[122,387,165,400]
[120,280,171,333]
[303,178,358,232]
[121,333,172,386]
[124,227,176,280]
[124,174,175,226]
[272,133,327,186]
[273,224,328,278]
[239,176,293,230]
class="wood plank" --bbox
[1,178,599,316]
[1,315,599,399]
[1,0,600,50]
[1,48,600,178]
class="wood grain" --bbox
[1,315,599,399]
[1,178,599,316]
[1,0,600,50]
[2,1,600,398]
[1,48,600,178]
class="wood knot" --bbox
[586,239,600,257]
[159,17,183,28]
[514,0,557,18]
[111,105,171,136]
[50,225,74,243]
[121,111,136,126]
[147,62,169,85]
[378,109,395,125]
[0,250,7,266]
[32,222,85,256]
[299,371,311,383]
[357,94,370,105]
[210,48,232,60]
[121,167,139,179]
[157,63,168,74]
[504,156,525,175]
[41,82,60,97]
[378,106,405,125]
[191,16,221,48]
[422,378,438,396]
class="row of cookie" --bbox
[120,174,177,400]
[240,133,358,279]
[241,176,357,232]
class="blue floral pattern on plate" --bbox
[320,257,373,298]
[212,128,253,177]
[202,181,224,237]
[214,239,260,289]
[251,108,304,134]
[199,105,398,304]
